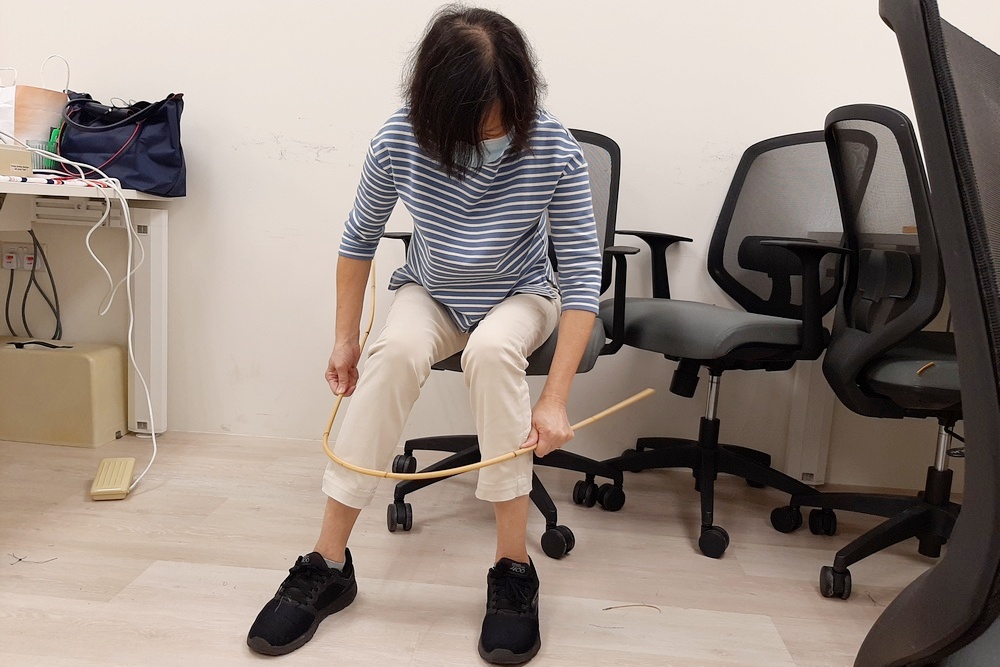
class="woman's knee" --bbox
[368,328,438,375]
[461,330,525,375]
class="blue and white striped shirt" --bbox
[339,108,602,332]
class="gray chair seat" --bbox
[599,297,803,360]
[865,331,960,410]
[432,318,607,374]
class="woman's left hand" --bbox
[520,396,574,457]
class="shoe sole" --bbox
[478,637,541,665]
[247,579,358,656]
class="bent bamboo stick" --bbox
[323,388,655,480]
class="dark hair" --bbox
[405,5,544,179]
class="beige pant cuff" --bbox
[322,467,378,510]
[475,473,534,503]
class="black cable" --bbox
[23,269,61,339]
[945,427,965,444]
[20,272,33,337]
[28,229,61,340]
[4,270,19,336]
[17,232,62,340]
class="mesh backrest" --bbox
[855,1,1000,664]
[708,132,844,319]
[939,19,1000,379]
[828,111,943,337]
[577,143,612,252]
[934,14,1000,656]
[570,129,621,296]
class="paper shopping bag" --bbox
[0,72,14,139]
[0,68,67,142]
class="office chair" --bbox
[384,129,636,559]
[587,131,849,558]
[770,104,962,600]
[853,1,1000,664]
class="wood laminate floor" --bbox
[0,433,938,666]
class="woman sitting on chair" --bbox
[247,6,602,664]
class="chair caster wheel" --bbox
[541,525,575,559]
[809,509,838,536]
[746,478,767,489]
[698,526,730,559]
[573,480,599,507]
[770,505,803,533]
[597,483,626,512]
[386,501,413,533]
[820,565,852,599]
[392,454,417,474]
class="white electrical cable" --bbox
[1,130,158,491]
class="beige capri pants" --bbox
[322,282,560,508]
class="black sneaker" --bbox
[478,558,541,664]
[247,549,358,656]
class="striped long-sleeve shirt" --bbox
[338,108,603,332]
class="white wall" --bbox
[1,1,996,489]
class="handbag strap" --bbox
[62,93,182,132]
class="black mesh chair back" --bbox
[709,133,844,320]
[572,129,620,277]
[858,1,1000,664]
[823,104,952,420]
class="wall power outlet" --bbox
[1,241,45,272]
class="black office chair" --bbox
[854,1,1000,664]
[588,131,849,558]
[770,104,962,600]
[384,129,636,559]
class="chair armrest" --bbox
[384,231,412,253]
[617,230,694,245]
[616,230,693,298]
[605,245,641,255]
[600,245,640,355]
[760,239,849,359]
[758,239,846,256]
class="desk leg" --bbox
[129,208,168,434]
[784,358,834,485]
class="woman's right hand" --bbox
[326,340,361,396]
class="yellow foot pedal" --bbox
[91,457,135,500]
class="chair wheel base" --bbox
[387,501,413,533]
[820,565,852,599]
[699,525,730,558]
[573,480,599,507]
[808,508,838,536]
[620,448,644,471]
[597,483,626,511]
[392,454,417,474]
[541,525,575,559]
[770,506,803,533]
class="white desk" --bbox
[0,180,170,434]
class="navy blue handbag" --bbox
[58,91,186,197]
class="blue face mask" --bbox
[479,134,512,165]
